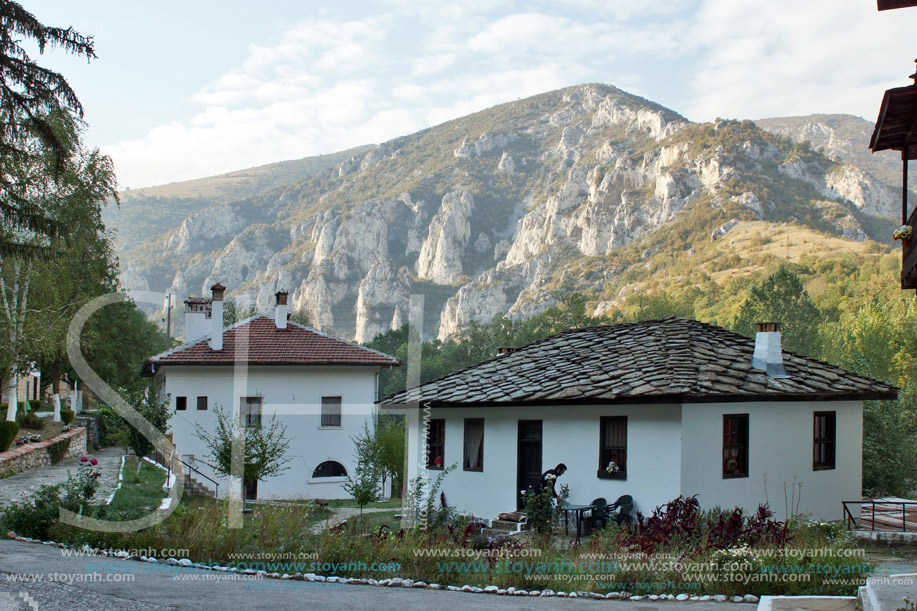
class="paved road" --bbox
[0,539,755,611]
[0,447,123,508]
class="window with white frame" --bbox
[321,396,342,427]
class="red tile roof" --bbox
[141,316,399,376]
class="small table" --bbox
[560,503,594,542]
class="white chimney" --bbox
[210,283,225,351]
[275,290,289,330]
[183,297,212,343]
[752,322,790,378]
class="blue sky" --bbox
[31,1,917,189]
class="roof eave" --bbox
[378,389,898,408]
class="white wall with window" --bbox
[159,365,381,499]
[401,403,682,521]
[680,401,862,521]
[395,400,862,522]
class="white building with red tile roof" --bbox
[143,285,399,500]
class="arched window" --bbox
[312,461,347,478]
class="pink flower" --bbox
[80,456,88,463]
[89,458,98,466]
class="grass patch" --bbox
[97,457,167,521]
[344,510,401,532]
[323,497,402,509]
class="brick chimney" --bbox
[210,283,225,351]
[752,322,789,378]
[275,290,289,330]
[496,346,518,357]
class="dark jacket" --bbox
[540,468,562,498]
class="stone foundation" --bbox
[0,427,87,476]
[851,529,917,546]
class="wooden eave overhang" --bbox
[870,83,917,160]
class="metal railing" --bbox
[165,451,220,498]
[842,499,917,532]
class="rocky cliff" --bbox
[114,85,900,342]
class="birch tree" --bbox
[0,257,30,419]
[0,112,117,421]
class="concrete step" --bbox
[481,528,514,539]
[182,476,216,498]
[490,519,524,531]
[497,511,526,522]
[859,574,917,611]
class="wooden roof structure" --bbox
[870,1,917,289]
[877,1,917,10]
[870,53,917,288]
[869,65,917,163]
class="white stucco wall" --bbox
[155,365,382,499]
[399,404,683,520]
[679,401,863,521]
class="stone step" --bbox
[497,511,526,522]
[481,528,514,539]
[490,519,524,531]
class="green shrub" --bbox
[48,437,71,465]
[88,405,128,447]
[16,406,45,430]
[0,420,19,451]
[0,468,99,540]
[60,409,75,425]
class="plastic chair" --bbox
[587,497,608,530]
[609,495,633,525]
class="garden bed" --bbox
[97,457,168,521]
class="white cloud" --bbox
[684,0,917,121]
[106,1,917,188]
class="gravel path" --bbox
[0,446,125,508]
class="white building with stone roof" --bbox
[380,318,897,522]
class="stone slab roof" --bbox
[379,317,897,407]
[141,315,399,376]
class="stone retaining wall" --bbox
[0,427,87,476]
[852,529,917,546]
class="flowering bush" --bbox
[894,225,913,240]
[0,468,99,539]
[522,483,569,541]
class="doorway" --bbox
[517,420,542,510]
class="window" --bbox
[426,419,445,470]
[723,414,749,478]
[598,416,627,479]
[197,396,208,411]
[813,412,836,470]
[240,397,262,428]
[312,461,347,478]
[321,396,342,427]
[176,396,187,411]
[463,419,484,471]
